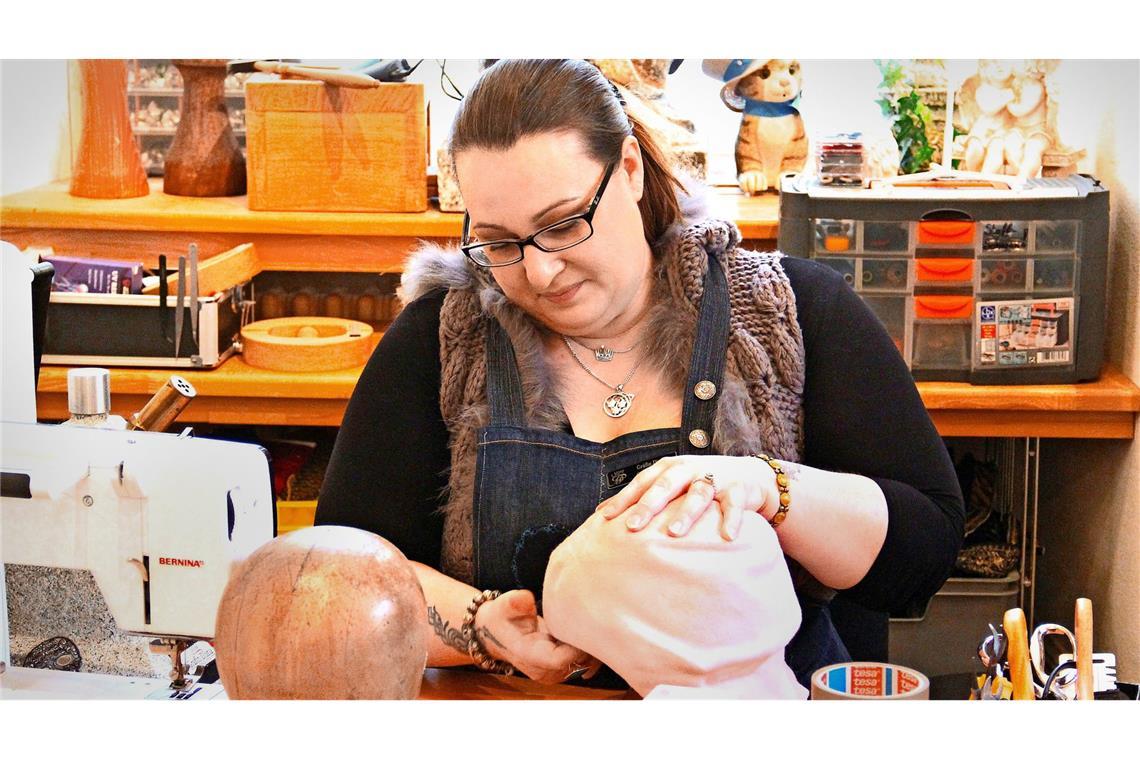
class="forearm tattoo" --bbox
[477,625,505,652]
[427,606,468,654]
[781,460,802,481]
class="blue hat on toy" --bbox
[702,59,768,111]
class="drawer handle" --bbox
[918,221,975,244]
[915,295,974,318]
[916,259,975,280]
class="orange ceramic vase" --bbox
[69,59,149,199]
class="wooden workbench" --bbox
[6,181,1139,438]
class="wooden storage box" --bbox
[245,80,427,212]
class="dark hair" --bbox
[448,59,685,246]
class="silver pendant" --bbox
[594,346,615,362]
[604,387,634,418]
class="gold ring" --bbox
[693,473,716,494]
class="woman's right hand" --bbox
[474,589,600,684]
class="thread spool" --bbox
[259,290,286,320]
[322,292,346,318]
[291,291,316,317]
[356,293,377,323]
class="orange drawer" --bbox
[823,234,852,252]
[915,295,974,319]
[918,221,975,245]
[916,258,975,282]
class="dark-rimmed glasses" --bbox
[460,160,617,268]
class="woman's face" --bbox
[455,130,654,339]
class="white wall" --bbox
[1,60,72,194]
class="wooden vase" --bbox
[69,59,150,199]
[164,59,246,197]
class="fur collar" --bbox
[403,218,796,460]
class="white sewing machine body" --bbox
[1,420,276,696]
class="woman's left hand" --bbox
[595,455,776,541]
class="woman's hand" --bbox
[596,455,778,540]
[474,589,601,684]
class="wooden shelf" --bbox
[33,356,1140,437]
[0,180,776,241]
[9,179,1137,437]
[0,181,779,273]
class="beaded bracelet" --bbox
[753,454,792,527]
[461,589,516,676]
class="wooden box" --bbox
[245,80,427,212]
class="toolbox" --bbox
[40,243,258,369]
[777,174,1110,383]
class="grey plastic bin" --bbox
[888,571,1021,678]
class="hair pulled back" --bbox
[448,59,685,245]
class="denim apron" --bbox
[471,252,849,690]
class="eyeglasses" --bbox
[460,160,617,268]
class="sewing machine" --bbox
[0,421,276,699]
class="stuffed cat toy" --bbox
[703,59,808,194]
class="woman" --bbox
[316,59,964,690]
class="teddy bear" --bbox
[703,59,808,194]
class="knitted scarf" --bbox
[402,213,806,585]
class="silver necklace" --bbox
[561,335,643,418]
[565,336,640,362]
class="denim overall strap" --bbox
[484,317,527,427]
[678,251,731,455]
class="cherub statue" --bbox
[703,59,808,194]
[955,59,1064,179]
[959,59,1015,174]
[1003,59,1061,181]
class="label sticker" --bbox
[604,454,671,491]
[977,297,1074,367]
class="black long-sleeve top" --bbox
[316,255,965,615]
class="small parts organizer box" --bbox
[777,174,1109,384]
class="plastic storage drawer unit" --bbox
[778,174,1109,384]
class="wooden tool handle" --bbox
[1003,607,1035,700]
[1075,598,1094,700]
[252,61,380,88]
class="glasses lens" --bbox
[467,241,522,267]
[534,217,592,251]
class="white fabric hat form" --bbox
[543,508,808,699]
